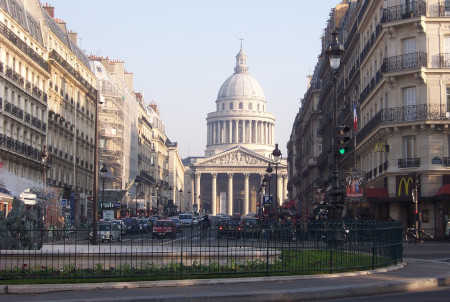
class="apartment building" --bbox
[289,0,450,239]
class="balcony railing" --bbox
[357,104,449,143]
[49,50,96,100]
[382,52,427,73]
[398,158,420,168]
[0,22,49,72]
[381,1,426,23]
[0,134,40,161]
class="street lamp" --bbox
[272,143,282,212]
[325,30,345,218]
[100,164,108,215]
[134,176,141,217]
[40,145,49,187]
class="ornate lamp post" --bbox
[272,143,282,212]
[100,164,108,215]
[134,176,141,217]
[266,163,273,211]
[325,30,345,219]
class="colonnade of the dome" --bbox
[207,119,274,146]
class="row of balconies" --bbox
[49,144,93,170]
[1,61,47,104]
[356,104,449,144]
[0,21,49,72]
[0,134,40,161]
[3,99,47,132]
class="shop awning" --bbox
[366,188,388,198]
[0,186,13,202]
[280,200,296,208]
[435,184,450,196]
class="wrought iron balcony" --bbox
[0,134,40,161]
[0,22,49,72]
[398,158,420,168]
[381,1,426,23]
[382,52,427,73]
[357,104,448,143]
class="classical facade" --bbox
[289,0,450,239]
[185,47,287,216]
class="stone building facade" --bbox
[289,0,450,239]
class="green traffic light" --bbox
[338,147,351,154]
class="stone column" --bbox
[242,120,246,143]
[195,172,201,211]
[227,173,233,215]
[212,173,217,215]
[190,176,195,210]
[226,120,230,143]
[282,174,288,204]
[235,120,239,143]
[244,173,250,215]
[277,173,283,206]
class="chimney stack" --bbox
[43,3,55,18]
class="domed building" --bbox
[184,46,287,216]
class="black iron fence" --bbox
[0,220,403,283]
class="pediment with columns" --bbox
[194,146,283,168]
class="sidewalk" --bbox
[1,258,450,301]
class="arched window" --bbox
[239,102,243,109]
[230,102,233,110]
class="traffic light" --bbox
[337,126,352,155]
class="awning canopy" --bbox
[366,188,388,198]
[280,200,296,208]
[435,184,450,196]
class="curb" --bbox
[2,262,406,295]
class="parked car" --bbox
[241,218,261,238]
[217,219,242,239]
[90,222,122,242]
[111,220,127,236]
[152,220,177,239]
[168,217,182,232]
[138,218,149,233]
[179,214,194,228]
[121,217,140,234]
[192,217,199,226]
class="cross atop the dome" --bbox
[239,37,244,49]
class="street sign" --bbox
[20,191,37,205]
[61,199,67,207]
[114,202,121,208]
[263,195,273,205]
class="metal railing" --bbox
[0,220,402,282]
[357,104,449,143]
[381,1,426,23]
[398,158,420,168]
[382,52,427,73]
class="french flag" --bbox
[353,101,357,131]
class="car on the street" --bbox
[179,213,195,228]
[192,216,199,226]
[137,218,150,233]
[152,220,177,239]
[90,222,122,242]
[111,220,127,236]
[217,219,242,239]
[121,217,140,234]
[241,217,261,238]
[168,217,182,232]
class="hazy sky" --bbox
[47,0,339,159]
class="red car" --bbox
[152,220,177,239]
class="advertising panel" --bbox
[345,171,365,199]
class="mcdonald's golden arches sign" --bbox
[396,175,414,197]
